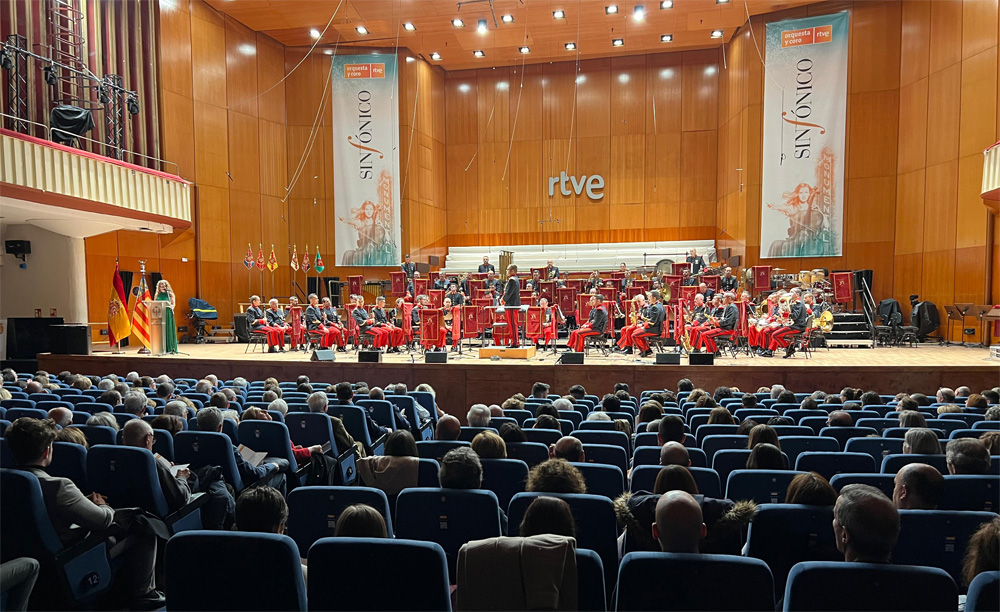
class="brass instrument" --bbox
[814,310,834,332]
[777,295,793,324]
[630,300,639,326]
[681,327,694,353]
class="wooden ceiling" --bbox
[205,0,822,70]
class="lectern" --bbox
[146,300,167,355]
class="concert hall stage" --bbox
[39,344,999,417]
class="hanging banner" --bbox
[761,13,848,258]
[331,54,401,266]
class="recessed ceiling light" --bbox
[477,19,488,34]
[553,9,565,19]
[309,28,321,39]
[633,5,645,20]
[565,42,576,50]
[660,0,673,8]
[473,50,485,58]
[717,0,730,3]
[605,5,618,14]
[403,22,416,31]
[612,38,624,47]
[519,46,530,54]
[661,34,673,42]
[501,14,514,23]
[452,18,465,27]
[324,49,334,55]
[711,29,724,38]
[430,52,441,60]
[355,25,368,35]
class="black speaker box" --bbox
[656,353,681,365]
[233,314,250,343]
[358,350,382,363]
[689,352,715,365]
[311,349,337,362]
[49,324,91,355]
[425,351,448,363]
[559,352,584,364]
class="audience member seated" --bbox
[163,401,187,418]
[334,504,389,538]
[747,424,780,450]
[785,472,837,506]
[197,407,285,491]
[746,443,786,470]
[892,463,943,510]
[87,412,119,431]
[467,404,491,428]
[498,422,527,444]
[519,496,576,538]
[653,491,706,553]
[707,407,734,425]
[471,431,507,459]
[357,430,420,496]
[241,407,322,463]
[47,407,72,427]
[4,418,163,608]
[980,432,1000,455]
[660,441,690,467]
[966,394,988,410]
[549,436,585,462]
[535,403,559,419]
[902,428,941,455]
[435,415,461,441]
[985,406,1000,421]
[587,411,611,422]
[56,426,89,448]
[439,447,507,532]
[122,419,191,512]
[936,387,957,404]
[331,383,400,440]
[833,484,899,563]
[827,410,853,427]
[149,415,184,436]
[899,411,928,428]
[526,459,587,494]
[123,392,149,417]
[962,516,999,591]
[0,557,39,612]
[946,438,991,475]
[534,415,560,430]
[658,415,686,446]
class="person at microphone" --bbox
[500,264,521,348]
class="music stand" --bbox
[968,304,997,348]
[943,304,972,346]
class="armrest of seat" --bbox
[335,445,357,486]
[164,491,209,533]
[417,419,434,441]
[370,433,387,457]
[53,533,114,602]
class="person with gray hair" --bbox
[903,428,941,455]
[268,398,289,416]
[307,392,329,413]
[833,484,900,563]
[770,384,785,400]
[439,447,483,489]
[97,378,115,391]
[197,407,283,489]
[587,411,612,422]
[125,371,140,384]
[47,407,73,427]
[552,397,573,413]
[155,374,172,385]
[232,377,248,389]
[261,390,278,404]
[206,374,219,387]
[122,392,149,418]
[195,379,213,395]
[221,388,237,403]
[936,387,956,404]
[87,412,119,431]
[163,401,188,418]
[122,419,190,511]
[467,404,491,428]
[946,438,991,475]
[369,387,385,401]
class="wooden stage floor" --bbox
[40,342,999,418]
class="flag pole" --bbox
[136,260,151,355]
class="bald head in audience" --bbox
[892,463,944,510]
[550,436,585,463]
[47,407,72,427]
[827,410,852,427]
[659,441,691,467]
[652,491,706,553]
[435,415,461,441]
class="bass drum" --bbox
[653,259,675,277]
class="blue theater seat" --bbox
[506,441,549,467]
[966,571,1000,612]
[570,462,624,499]
[746,504,840,593]
[894,509,996,589]
[794,451,875,480]
[940,475,999,512]
[783,561,957,612]
[480,458,529,509]
[828,473,895,498]
[286,485,393,556]
[726,470,805,504]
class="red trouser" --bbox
[361,327,390,348]
[381,324,405,347]
[423,326,447,348]
[701,328,735,353]
[310,325,336,348]
[769,326,798,350]
[747,326,760,347]
[759,326,780,349]
[567,325,600,352]
[633,328,659,352]
[254,326,285,348]
[617,324,641,348]
[687,324,709,350]
[504,308,520,346]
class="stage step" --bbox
[825,311,874,347]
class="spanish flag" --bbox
[107,261,131,346]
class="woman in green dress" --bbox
[154,279,179,354]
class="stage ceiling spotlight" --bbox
[43,65,58,86]
[97,85,109,104]
[127,94,140,115]
[0,48,12,71]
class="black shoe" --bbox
[279,347,286,352]
[784,346,796,358]
[449,346,458,352]
[133,590,166,611]
[640,350,653,358]
[268,346,277,354]
[337,347,346,352]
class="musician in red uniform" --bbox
[415,294,447,350]
[246,295,283,353]
[616,293,648,353]
[685,294,711,350]
[566,294,608,352]
[632,290,666,357]
[321,297,347,350]
[352,294,389,349]
[700,292,739,355]
[527,297,559,348]
[372,295,405,351]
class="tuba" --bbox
[815,310,834,332]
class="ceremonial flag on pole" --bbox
[290,245,299,271]
[108,261,131,346]
[267,245,278,272]
[130,273,152,350]
[314,247,325,274]
[256,245,265,271]
[301,251,311,273]
[243,244,254,269]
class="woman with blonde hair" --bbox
[154,279,179,354]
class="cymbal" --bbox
[771,267,786,271]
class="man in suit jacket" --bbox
[500,264,521,347]
[122,419,190,511]
[5,418,163,608]
[478,255,496,274]
[401,254,416,279]
[545,259,560,280]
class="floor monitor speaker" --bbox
[425,351,447,363]
[559,352,584,364]
[656,353,681,365]
[689,352,715,365]
[358,351,382,363]
[311,349,337,362]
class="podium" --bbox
[146,300,168,355]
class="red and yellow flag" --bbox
[290,245,299,271]
[256,244,265,271]
[267,245,278,272]
[130,273,152,349]
[108,261,131,346]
